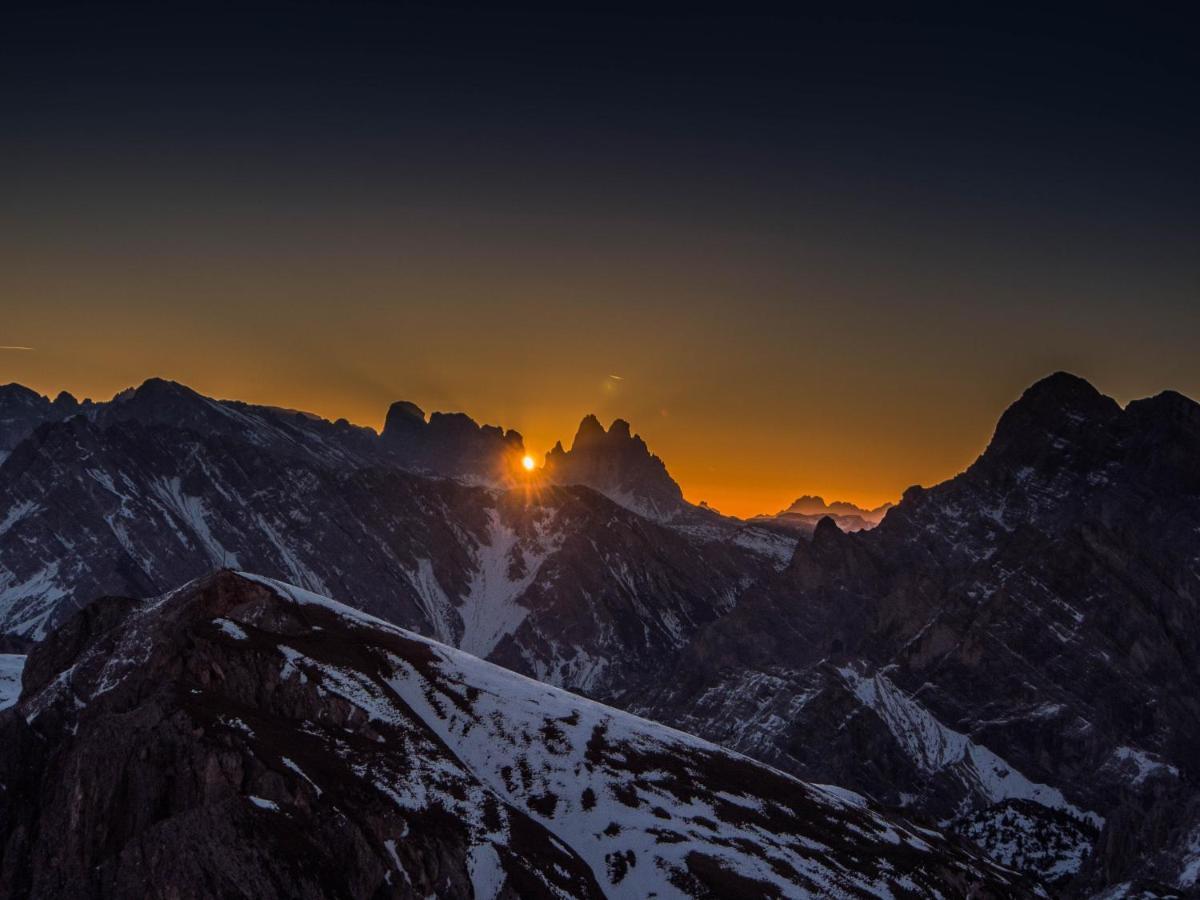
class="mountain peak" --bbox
[130,377,201,400]
[570,413,606,448]
[0,384,82,454]
[384,400,426,426]
[545,416,685,521]
[980,372,1121,469]
[98,378,230,432]
[608,418,632,440]
[1003,372,1125,429]
[1017,371,1112,410]
[381,403,524,482]
[788,494,828,511]
[51,391,80,412]
[811,514,844,546]
[0,383,45,406]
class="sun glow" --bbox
[522,455,536,471]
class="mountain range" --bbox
[752,496,894,534]
[1,372,1198,896]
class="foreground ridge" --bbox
[0,570,1034,899]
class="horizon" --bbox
[2,367,1184,518]
[5,5,1197,520]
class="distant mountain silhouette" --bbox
[779,495,893,521]
[750,495,893,534]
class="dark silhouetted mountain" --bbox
[0,570,1034,899]
[382,400,525,483]
[0,385,88,463]
[752,494,893,533]
[782,495,893,520]
[629,372,1200,892]
[542,416,688,522]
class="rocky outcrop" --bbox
[542,415,687,521]
[0,571,1033,899]
[0,384,86,463]
[381,400,525,483]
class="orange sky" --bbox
[6,192,1197,519]
[5,307,1192,520]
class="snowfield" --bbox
[179,572,1026,897]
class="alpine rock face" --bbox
[0,385,88,466]
[0,571,1031,899]
[541,415,689,523]
[631,373,1200,894]
[380,399,526,483]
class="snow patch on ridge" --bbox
[1109,745,1179,785]
[0,562,69,640]
[0,500,39,537]
[457,508,558,657]
[0,653,25,711]
[151,476,240,567]
[836,664,1102,827]
[406,558,456,644]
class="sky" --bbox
[3,3,1198,517]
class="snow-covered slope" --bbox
[0,571,1034,898]
[0,653,23,711]
[835,664,1101,827]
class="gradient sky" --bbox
[3,4,1198,517]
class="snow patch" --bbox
[1110,746,1179,785]
[0,653,25,711]
[213,618,248,640]
[457,509,558,657]
[837,664,1102,827]
[467,842,504,900]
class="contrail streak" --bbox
[0,346,34,351]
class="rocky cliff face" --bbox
[630,373,1200,894]
[542,415,689,522]
[381,399,525,483]
[0,571,1032,899]
[0,385,85,465]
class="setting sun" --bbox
[522,455,536,471]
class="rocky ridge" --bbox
[0,570,1035,899]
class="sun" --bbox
[521,455,536,472]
